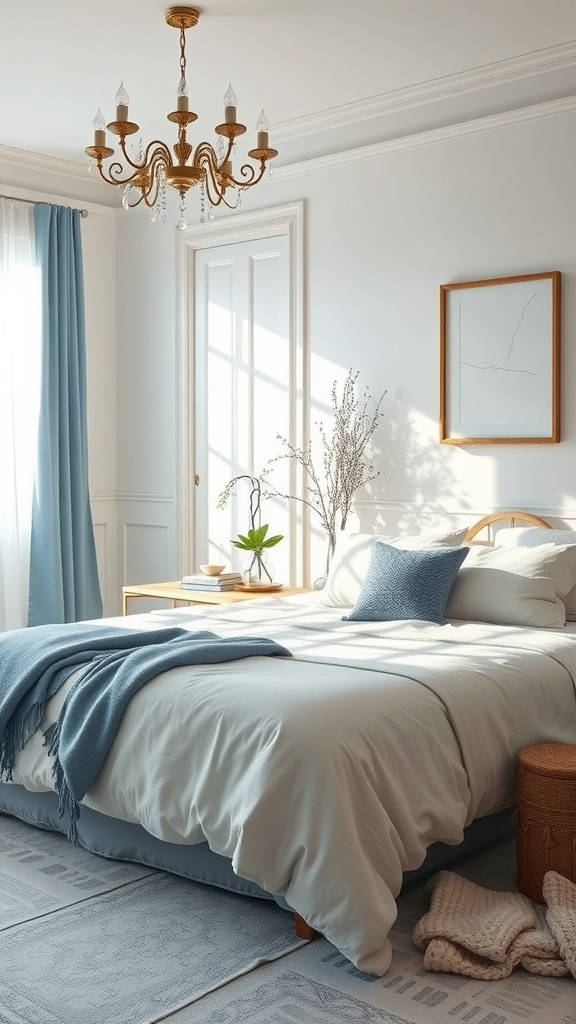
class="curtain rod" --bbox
[0,193,89,217]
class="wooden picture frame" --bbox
[439,271,561,445]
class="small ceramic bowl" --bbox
[200,564,226,576]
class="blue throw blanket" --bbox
[0,623,291,841]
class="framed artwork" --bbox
[439,271,561,445]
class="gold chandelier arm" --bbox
[148,148,170,179]
[117,136,173,171]
[139,176,162,210]
[228,159,267,190]
[194,143,221,205]
[213,189,243,211]
[195,143,268,208]
[95,160,143,189]
[122,188,148,210]
[194,141,219,170]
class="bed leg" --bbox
[294,912,319,940]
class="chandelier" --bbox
[85,6,277,227]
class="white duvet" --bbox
[9,596,576,975]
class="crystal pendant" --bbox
[176,196,187,231]
[155,173,167,223]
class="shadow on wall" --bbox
[354,393,472,534]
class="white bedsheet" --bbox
[9,596,576,975]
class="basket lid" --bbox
[518,742,576,778]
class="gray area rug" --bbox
[2,817,575,1024]
[171,840,576,1024]
[0,816,306,1024]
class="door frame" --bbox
[175,201,307,581]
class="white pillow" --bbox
[314,527,468,608]
[445,543,576,627]
[494,527,576,621]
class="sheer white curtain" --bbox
[0,199,42,630]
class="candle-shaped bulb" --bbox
[92,107,107,147]
[115,81,129,121]
[256,109,269,150]
[177,72,189,111]
[93,108,106,132]
[224,82,237,124]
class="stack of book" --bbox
[180,572,242,592]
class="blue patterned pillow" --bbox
[344,541,469,624]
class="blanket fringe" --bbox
[0,700,48,782]
[43,720,80,846]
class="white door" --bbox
[193,234,296,583]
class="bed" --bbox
[2,510,576,976]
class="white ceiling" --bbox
[2,1,576,180]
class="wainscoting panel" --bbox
[123,523,170,584]
[90,494,116,618]
[115,494,176,616]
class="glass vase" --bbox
[242,551,274,587]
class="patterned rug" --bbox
[2,817,575,1024]
[169,839,576,1024]
[0,815,306,1024]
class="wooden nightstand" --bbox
[122,581,310,615]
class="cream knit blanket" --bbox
[413,870,576,980]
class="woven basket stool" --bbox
[516,742,576,903]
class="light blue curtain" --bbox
[27,204,103,625]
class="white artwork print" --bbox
[445,277,555,439]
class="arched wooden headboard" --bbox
[464,510,551,544]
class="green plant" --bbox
[216,474,283,583]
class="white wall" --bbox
[112,103,576,585]
[4,22,576,604]
[81,209,118,613]
[115,213,177,605]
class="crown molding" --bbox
[273,40,576,142]
[3,40,576,197]
[273,94,576,179]
[0,144,122,210]
[0,144,87,176]
[0,180,118,218]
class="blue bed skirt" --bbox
[0,783,514,908]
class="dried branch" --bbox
[268,369,386,568]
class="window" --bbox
[0,200,42,629]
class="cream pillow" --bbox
[314,527,468,608]
[445,543,576,627]
[494,527,576,621]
